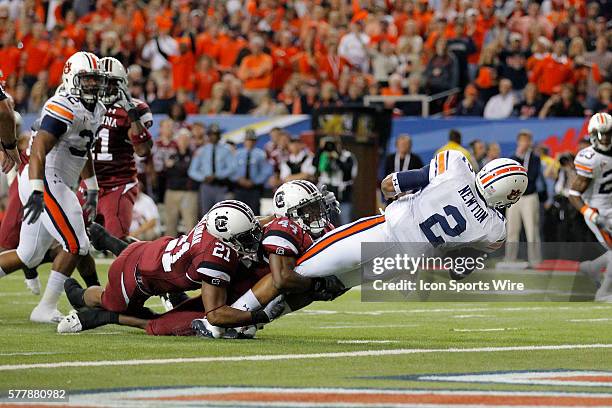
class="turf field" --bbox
[0,263,611,407]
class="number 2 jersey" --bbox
[384,150,506,252]
[37,91,106,189]
[93,99,153,190]
[123,219,241,295]
[574,146,612,213]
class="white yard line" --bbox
[318,324,418,329]
[452,328,519,332]
[569,318,612,322]
[453,314,491,318]
[337,340,400,344]
[0,344,610,372]
[0,351,61,356]
[297,305,612,316]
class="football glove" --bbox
[82,190,99,224]
[251,295,286,324]
[320,184,341,215]
[311,276,348,301]
[23,191,44,224]
[118,83,141,122]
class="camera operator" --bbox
[314,136,357,226]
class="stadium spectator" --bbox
[513,83,543,118]
[484,79,516,119]
[201,82,227,114]
[188,124,235,215]
[499,33,529,90]
[232,129,272,215]
[383,134,424,177]
[338,21,370,73]
[455,84,484,117]
[588,82,612,114]
[424,38,459,95]
[130,183,162,241]
[238,36,273,104]
[371,39,400,84]
[484,142,501,164]
[469,139,487,170]
[223,78,255,114]
[539,84,585,118]
[504,130,542,266]
[279,135,316,184]
[314,137,358,225]
[529,40,573,98]
[163,128,199,238]
[141,19,178,83]
[152,119,177,202]
[437,129,475,169]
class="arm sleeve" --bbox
[574,149,595,178]
[187,149,205,181]
[392,164,431,193]
[39,115,67,138]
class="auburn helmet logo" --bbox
[63,62,72,75]
[215,215,228,232]
[506,189,522,202]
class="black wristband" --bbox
[251,310,270,325]
[127,107,141,122]
[1,139,17,150]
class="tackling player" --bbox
[569,112,612,301]
[57,200,284,333]
[0,52,107,322]
[91,57,153,239]
[193,180,342,338]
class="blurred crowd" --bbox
[0,0,610,118]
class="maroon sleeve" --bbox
[190,240,240,287]
[262,218,311,257]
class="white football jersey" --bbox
[37,92,106,189]
[384,150,507,252]
[574,146,612,212]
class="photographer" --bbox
[314,137,357,226]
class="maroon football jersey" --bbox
[93,98,152,190]
[261,217,316,258]
[133,220,241,295]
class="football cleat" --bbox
[191,318,226,339]
[88,223,128,256]
[57,310,83,333]
[24,277,41,295]
[30,306,64,323]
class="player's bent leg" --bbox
[76,253,100,287]
[88,223,129,256]
[98,188,136,240]
[57,307,123,333]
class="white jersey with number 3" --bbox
[37,91,106,189]
[574,146,612,212]
[384,150,507,252]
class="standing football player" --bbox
[569,112,612,301]
[0,52,107,322]
[92,57,153,240]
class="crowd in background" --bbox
[0,0,610,118]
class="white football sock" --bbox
[38,270,67,309]
[0,266,5,279]
[230,289,262,311]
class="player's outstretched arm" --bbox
[202,282,282,328]
[24,129,57,224]
[381,164,430,199]
[269,253,312,292]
